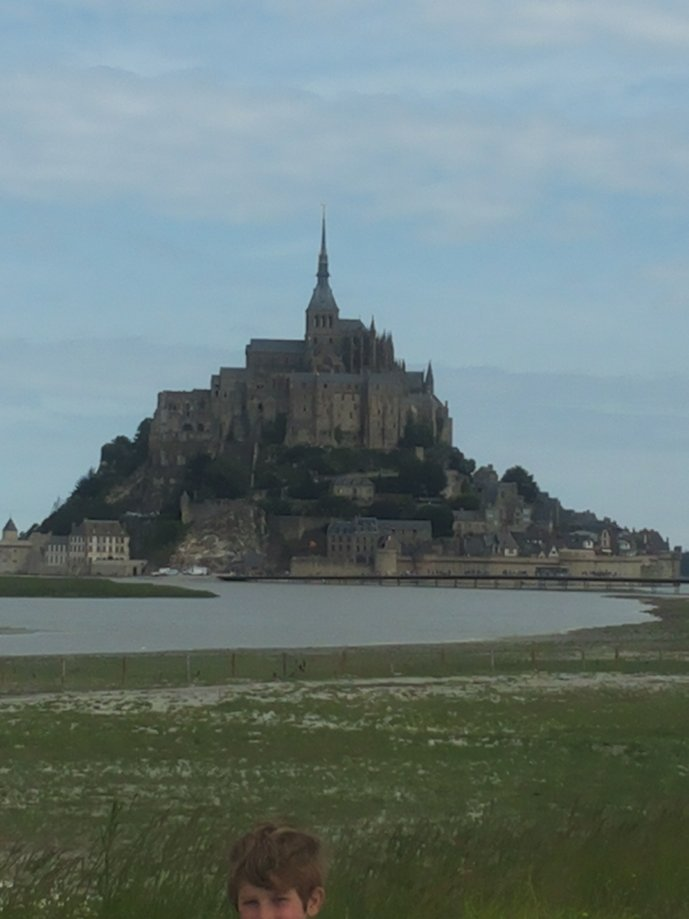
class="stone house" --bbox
[68,519,130,572]
[326,516,433,567]
[331,475,375,505]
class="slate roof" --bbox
[72,519,126,537]
[327,517,379,536]
[379,520,432,537]
[338,318,367,332]
[247,339,306,353]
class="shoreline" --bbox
[0,592,683,657]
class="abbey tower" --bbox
[149,219,452,469]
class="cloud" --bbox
[0,67,687,242]
[422,1,689,50]
[0,336,230,417]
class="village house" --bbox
[0,515,144,576]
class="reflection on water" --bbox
[0,579,654,657]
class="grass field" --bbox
[0,575,215,599]
[1,595,689,917]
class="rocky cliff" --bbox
[169,498,268,573]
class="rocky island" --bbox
[2,221,680,581]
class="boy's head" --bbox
[228,823,326,918]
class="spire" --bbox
[316,205,329,283]
[425,361,434,394]
[306,208,339,325]
[316,204,330,281]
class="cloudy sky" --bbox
[2,0,689,547]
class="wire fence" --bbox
[2,643,689,694]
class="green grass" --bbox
[2,641,689,696]
[2,595,689,916]
[3,805,689,917]
[2,674,689,916]
[0,575,215,599]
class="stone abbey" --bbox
[150,219,452,467]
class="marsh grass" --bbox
[3,642,689,695]
[3,612,689,918]
[0,576,214,599]
[2,806,689,917]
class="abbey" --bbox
[149,220,452,468]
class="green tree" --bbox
[449,491,480,512]
[501,465,539,504]
[259,497,294,517]
[183,454,249,500]
[397,457,446,498]
[286,468,325,500]
[415,504,454,537]
[446,448,476,476]
[369,495,418,520]
[312,495,358,518]
[400,415,435,448]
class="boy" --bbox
[228,823,326,919]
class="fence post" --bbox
[186,654,192,685]
[121,656,127,688]
[281,652,288,679]
[489,650,495,672]
[60,657,66,692]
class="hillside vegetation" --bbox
[35,416,658,569]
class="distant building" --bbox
[43,535,69,570]
[149,218,452,474]
[0,518,33,574]
[0,515,143,576]
[324,516,432,567]
[68,519,131,573]
[327,517,380,566]
[331,475,375,505]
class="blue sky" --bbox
[2,1,689,547]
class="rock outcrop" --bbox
[170,497,267,573]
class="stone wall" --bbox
[401,552,681,579]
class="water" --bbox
[0,579,656,658]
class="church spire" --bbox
[306,208,339,339]
[425,360,434,394]
[317,206,329,283]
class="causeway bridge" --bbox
[218,574,688,592]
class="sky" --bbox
[2,0,689,548]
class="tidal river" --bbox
[0,579,656,658]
